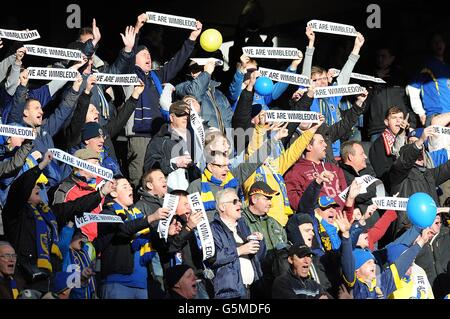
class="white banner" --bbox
[49,148,113,181]
[0,124,35,139]
[188,192,215,261]
[314,84,365,98]
[146,11,197,30]
[338,175,380,202]
[93,73,140,86]
[431,125,450,136]
[307,20,357,37]
[158,194,180,241]
[0,29,40,41]
[190,106,205,146]
[265,110,321,123]
[259,67,310,86]
[329,68,386,84]
[242,47,301,59]
[190,58,223,66]
[75,213,123,228]
[28,67,80,81]
[24,45,83,62]
[371,197,409,211]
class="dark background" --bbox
[1,0,449,106]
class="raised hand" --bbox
[352,32,365,55]
[19,68,29,87]
[100,180,117,197]
[85,75,97,94]
[121,26,137,53]
[335,210,353,238]
[92,18,101,47]
[348,180,362,200]
[186,210,203,229]
[176,154,192,168]
[315,170,334,184]
[72,74,83,92]
[308,114,325,133]
[135,13,148,33]
[364,204,378,220]
[168,218,182,236]
[148,207,170,224]
[273,122,289,141]
[132,79,145,98]
[38,151,53,170]
[305,26,315,47]
[355,88,369,107]
[189,21,203,41]
[204,60,216,75]
[290,50,304,69]
[15,47,27,64]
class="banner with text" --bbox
[24,45,83,61]
[0,29,40,41]
[75,213,123,228]
[0,124,35,139]
[146,11,197,30]
[372,197,409,211]
[188,192,215,261]
[259,67,310,86]
[28,67,79,81]
[190,58,224,66]
[242,47,301,59]
[265,110,321,123]
[93,73,140,86]
[338,175,380,202]
[314,84,365,98]
[432,125,450,137]
[329,68,386,84]
[158,194,180,241]
[307,20,357,36]
[49,148,113,181]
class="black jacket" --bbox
[143,124,200,181]
[287,94,366,164]
[272,268,327,299]
[369,134,396,185]
[61,91,138,159]
[389,143,450,236]
[2,166,103,280]
[95,201,151,278]
[415,226,450,299]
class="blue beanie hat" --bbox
[353,248,375,270]
[408,128,424,139]
[350,222,368,249]
[386,244,409,264]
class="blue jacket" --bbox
[340,236,422,299]
[176,72,233,131]
[207,212,266,299]
[9,85,80,187]
[228,66,295,110]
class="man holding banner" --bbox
[124,17,203,188]
[301,25,365,158]
[96,176,170,299]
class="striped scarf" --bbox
[382,128,396,156]
[9,277,19,299]
[32,203,62,272]
[112,203,155,266]
[201,168,238,211]
[69,244,96,299]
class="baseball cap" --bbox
[248,181,280,198]
[288,244,315,258]
[74,148,99,161]
[315,195,338,210]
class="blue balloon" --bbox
[254,76,274,96]
[406,192,437,228]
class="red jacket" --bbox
[367,210,397,251]
[53,175,104,241]
[284,158,347,211]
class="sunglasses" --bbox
[174,111,190,117]
[223,198,241,205]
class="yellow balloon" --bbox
[200,29,223,52]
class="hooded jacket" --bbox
[284,158,347,212]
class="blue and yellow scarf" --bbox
[32,203,62,272]
[201,168,238,211]
[9,277,19,299]
[69,244,96,299]
[112,203,155,266]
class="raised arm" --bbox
[301,26,315,77]
[335,32,364,86]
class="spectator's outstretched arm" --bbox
[105,25,137,74]
[0,140,33,179]
[336,210,356,287]
[176,69,211,100]
[232,70,256,131]
[336,33,364,86]
[5,47,26,96]
[301,26,315,77]
[298,178,323,215]
[406,85,426,126]
[158,21,202,82]
[0,53,15,82]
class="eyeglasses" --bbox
[0,254,18,260]
[223,198,241,205]
[174,111,190,117]
[210,163,229,169]
[312,76,328,82]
